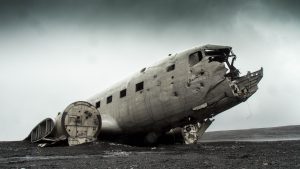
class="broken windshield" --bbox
[205,48,240,79]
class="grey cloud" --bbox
[1,0,299,30]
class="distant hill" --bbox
[201,125,300,142]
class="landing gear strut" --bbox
[181,118,214,144]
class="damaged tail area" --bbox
[24,101,102,147]
[24,118,55,143]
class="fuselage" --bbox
[25,44,263,146]
[87,45,263,137]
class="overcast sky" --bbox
[0,0,299,141]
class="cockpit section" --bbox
[186,45,263,106]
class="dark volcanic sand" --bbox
[0,140,299,169]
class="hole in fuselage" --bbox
[174,92,178,96]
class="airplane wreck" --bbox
[25,44,263,146]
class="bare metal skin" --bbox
[26,44,263,146]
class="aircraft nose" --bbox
[230,68,263,101]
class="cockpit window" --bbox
[204,49,230,56]
[189,51,203,66]
[205,49,230,63]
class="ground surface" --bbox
[201,125,300,142]
[2,125,300,169]
[0,140,299,169]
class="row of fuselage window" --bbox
[94,50,204,109]
[94,63,176,109]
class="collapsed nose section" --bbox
[230,68,263,101]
